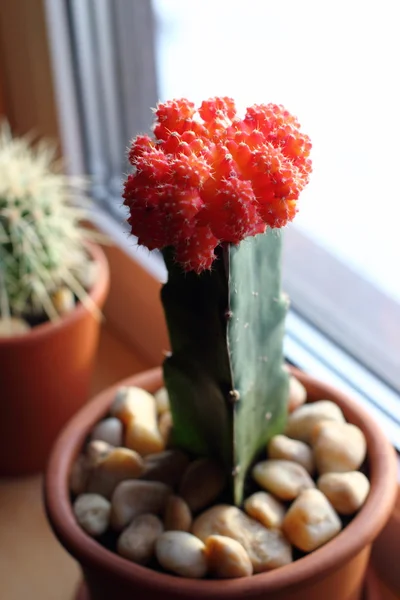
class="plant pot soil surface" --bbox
[45,367,398,600]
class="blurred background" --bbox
[0,1,399,599]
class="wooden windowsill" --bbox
[0,323,151,600]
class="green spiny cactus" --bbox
[162,231,289,504]
[0,122,101,324]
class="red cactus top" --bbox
[123,97,312,272]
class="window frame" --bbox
[43,0,400,449]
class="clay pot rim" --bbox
[45,367,398,599]
[0,241,109,347]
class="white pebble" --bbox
[90,418,123,447]
[268,434,314,474]
[86,447,144,499]
[206,535,253,578]
[156,531,208,579]
[69,455,90,496]
[164,495,192,532]
[0,317,30,337]
[154,387,170,415]
[117,514,163,564]
[192,504,292,573]
[111,386,164,456]
[111,480,171,531]
[288,375,307,413]
[285,400,345,443]
[244,491,286,529]
[317,471,370,514]
[73,493,111,537]
[283,489,342,552]
[252,459,315,501]
[312,421,367,474]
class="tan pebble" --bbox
[158,411,173,445]
[317,471,370,514]
[110,386,156,426]
[86,447,144,499]
[52,287,75,315]
[268,435,314,474]
[285,400,345,443]
[111,387,164,456]
[312,421,367,474]
[111,480,171,531]
[164,495,192,532]
[252,459,315,501]
[192,504,292,573]
[141,450,190,487]
[73,493,111,537]
[179,458,225,512]
[90,418,123,447]
[117,514,164,564]
[283,489,342,552]
[205,535,253,578]
[0,317,30,337]
[155,531,207,579]
[244,491,286,529]
[69,455,90,496]
[288,375,307,413]
[154,387,170,415]
[86,440,114,466]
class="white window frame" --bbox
[44,0,400,450]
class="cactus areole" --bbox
[123,98,312,504]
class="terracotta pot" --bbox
[45,368,397,600]
[0,242,109,476]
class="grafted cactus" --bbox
[123,97,311,503]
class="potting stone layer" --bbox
[70,375,370,580]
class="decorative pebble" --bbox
[244,491,286,529]
[111,386,165,456]
[288,375,307,413]
[179,458,226,512]
[285,400,345,443]
[268,434,314,474]
[317,471,370,515]
[282,489,342,552]
[73,493,111,537]
[69,455,90,496]
[111,480,171,531]
[312,421,367,474]
[205,535,253,578]
[86,447,144,499]
[0,317,30,337]
[52,287,75,315]
[154,387,170,415]
[164,495,192,532]
[192,505,292,573]
[117,514,164,564]
[141,450,190,487]
[86,440,114,466]
[158,411,173,445]
[110,386,156,426]
[155,531,208,579]
[90,418,123,447]
[252,459,315,501]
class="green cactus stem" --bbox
[161,229,289,505]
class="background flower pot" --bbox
[0,242,109,476]
[45,367,397,600]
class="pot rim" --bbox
[45,367,398,598]
[0,241,109,347]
